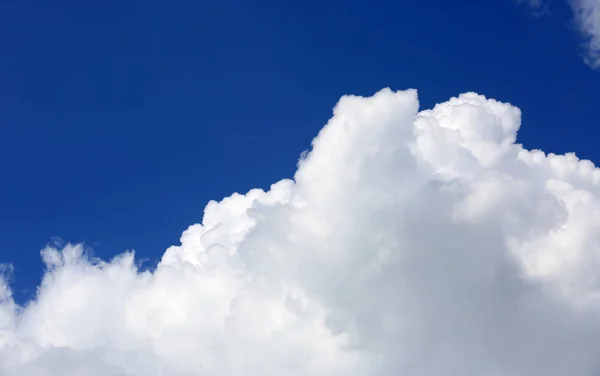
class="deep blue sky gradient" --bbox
[1,0,599,302]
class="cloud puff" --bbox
[3,88,600,375]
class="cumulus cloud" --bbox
[3,88,600,375]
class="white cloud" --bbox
[3,88,600,375]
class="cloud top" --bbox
[2,89,600,375]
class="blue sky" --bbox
[5,2,600,373]
[1,0,599,303]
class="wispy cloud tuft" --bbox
[571,0,600,68]
[520,0,600,68]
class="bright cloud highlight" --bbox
[2,89,600,375]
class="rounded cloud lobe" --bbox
[2,89,600,375]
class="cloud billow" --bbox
[2,89,600,375]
